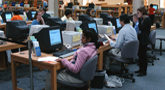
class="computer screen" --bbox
[31,11,36,18]
[153,5,158,10]
[49,29,62,46]
[0,4,2,8]
[116,19,121,28]
[20,2,24,6]
[88,23,97,33]
[5,13,12,20]
[12,2,15,6]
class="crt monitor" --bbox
[6,20,29,41]
[1,12,12,22]
[80,21,98,34]
[153,5,158,10]
[68,2,73,8]
[47,17,66,31]
[12,2,15,6]
[100,13,116,26]
[89,3,94,9]
[33,26,63,53]
[79,14,95,22]
[115,18,122,32]
[27,11,36,20]
[20,2,24,7]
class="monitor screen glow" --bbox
[153,5,158,10]
[31,11,36,18]
[116,19,121,28]
[88,23,97,33]
[49,29,62,46]
[5,13,12,20]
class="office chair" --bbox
[147,30,159,65]
[57,55,98,90]
[109,40,139,83]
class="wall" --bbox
[88,0,124,4]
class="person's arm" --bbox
[61,49,88,74]
[31,20,36,25]
[115,30,124,49]
[11,16,15,21]
[41,17,45,25]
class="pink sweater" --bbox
[61,43,97,74]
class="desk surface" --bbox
[0,42,26,52]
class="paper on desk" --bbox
[38,56,58,61]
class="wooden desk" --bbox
[0,42,26,70]
[11,44,111,90]
[0,21,32,34]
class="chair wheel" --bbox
[132,79,135,83]
[130,74,133,77]
[152,63,154,66]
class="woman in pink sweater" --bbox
[45,28,100,90]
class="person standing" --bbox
[135,7,151,76]
[133,13,139,34]
[149,4,155,25]
[42,0,48,8]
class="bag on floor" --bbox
[105,74,124,88]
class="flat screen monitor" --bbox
[88,23,97,33]
[12,2,15,6]
[31,11,36,18]
[5,13,12,20]
[33,26,63,53]
[116,18,121,28]
[153,5,158,10]
[1,12,12,22]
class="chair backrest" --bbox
[149,30,156,46]
[121,40,139,59]
[79,55,98,82]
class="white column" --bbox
[48,0,59,17]
[133,0,143,14]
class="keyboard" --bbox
[53,49,76,58]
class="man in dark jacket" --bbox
[42,8,50,24]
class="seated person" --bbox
[45,28,101,90]
[61,9,73,21]
[31,11,45,25]
[133,13,139,34]
[103,14,137,71]
[11,10,23,21]
[41,8,50,23]
[86,8,92,18]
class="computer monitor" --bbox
[33,26,63,53]
[115,18,122,32]
[100,13,116,26]
[0,4,2,8]
[89,3,95,9]
[12,2,15,6]
[1,12,12,22]
[27,11,36,20]
[17,9,24,15]
[47,17,66,31]
[97,25,113,36]
[153,5,158,10]
[79,14,95,22]
[29,25,49,36]
[20,2,24,7]
[66,21,82,31]
[80,21,98,34]
[6,20,29,41]
[68,2,73,8]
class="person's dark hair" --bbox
[42,8,47,13]
[33,11,43,24]
[150,4,153,7]
[119,14,130,24]
[137,6,148,15]
[133,13,138,18]
[65,9,72,16]
[13,10,19,15]
[83,28,101,49]
[86,8,92,17]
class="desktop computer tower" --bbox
[62,31,81,48]
[93,18,103,25]
[97,25,113,36]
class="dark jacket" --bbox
[138,17,151,46]
[42,13,50,24]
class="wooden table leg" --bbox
[11,57,17,90]
[51,66,57,90]
[0,52,6,70]
[97,52,103,70]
